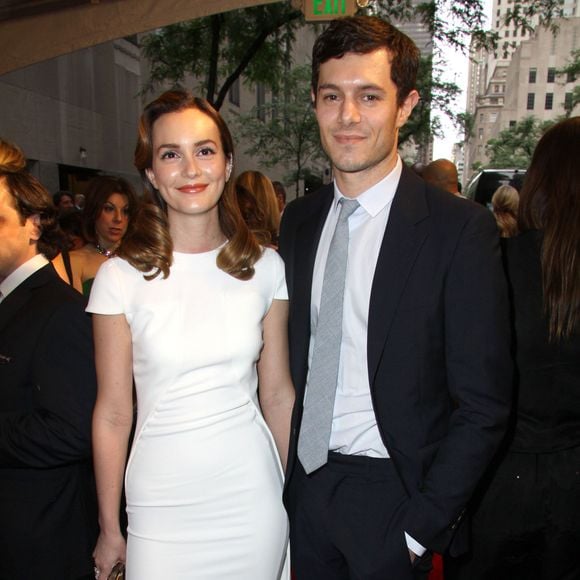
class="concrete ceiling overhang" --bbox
[0,0,278,76]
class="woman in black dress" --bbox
[448,117,580,580]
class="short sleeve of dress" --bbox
[85,257,126,315]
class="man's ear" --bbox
[310,89,317,109]
[145,168,158,190]
[27,214,42,243]
[396,89,420,129]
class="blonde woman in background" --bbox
[491,184,519,238]
[235,170,281,247]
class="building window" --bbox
[545,93,554,109]
[478,128,484,140]
[256,83,266,121]
[527,93,535,110]
[479,113,484,122]
[565,92,573,110]
[228,78,240,107]
[528,68,537,83]
[567,71,576,83]
[509,120,516,127]
[547,68,556,83]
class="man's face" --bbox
[313,48,418,196]
[58,195,75,211]
[0,179,39,282]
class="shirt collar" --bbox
[333,156,402,217]
[0,254,49,300]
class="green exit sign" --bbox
[304,0,357,21]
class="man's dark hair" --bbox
[311,15,420,107]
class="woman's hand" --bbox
[92,530,126,579]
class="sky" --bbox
[432,0,493,159]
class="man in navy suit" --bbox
[278,16,512,579]
[0,139,98,579]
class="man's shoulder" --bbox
[418,177,491,223]
[27,265,86,311]
[284,183,333,217]
[395,166,489,229]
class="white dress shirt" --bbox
[309,158,403,458]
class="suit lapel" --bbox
[367,166,430,386]
[291,185,334,392]
[0,265,54,332]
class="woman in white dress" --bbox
[89,90,294,580]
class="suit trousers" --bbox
[287,452,431,580]
[445,446,580,580]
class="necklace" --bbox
[95,242,116,258]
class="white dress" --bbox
[87,247,290,580]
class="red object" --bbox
[429,553,444,580]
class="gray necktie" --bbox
[298,197,359,474]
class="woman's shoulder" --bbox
[256,246,284,270]
[96,255,142,279]
[88,256,147,310]
[253,247,287,299]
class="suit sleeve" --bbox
[403,207,513,554]
[0,300,97,468]
[278,203,295,286]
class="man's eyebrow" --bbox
[318,83,386,92]
[318,83,340,91]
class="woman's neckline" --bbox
[173,240,227,256]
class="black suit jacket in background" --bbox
[278,165,513,556]
[0,264,98,580]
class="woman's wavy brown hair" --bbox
[0,138,62,259]
[126,90,261,281]
[518,116,580,341]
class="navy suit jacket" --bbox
[0,264,98,579]
[278,165,513,555]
